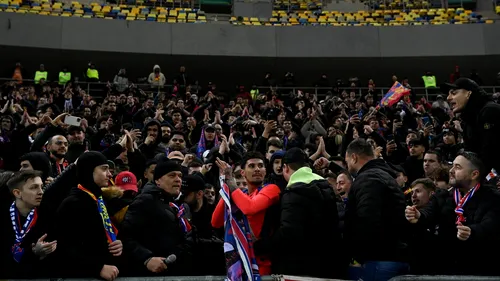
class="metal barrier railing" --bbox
[7,275,500,281]
[0,78,498,101]
[389,276,500,281]
[255,85,499,100]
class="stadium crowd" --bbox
[1,65,500,281]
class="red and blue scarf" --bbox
[219,176,261,281]
[196,128,220,158]
[169,202,192,234]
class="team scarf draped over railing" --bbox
[169,202,192,234]
[10,202,38,263]
[196,128,220,159]
[219,175,261,281]
[453,183,480,224]
[77,184,117,243]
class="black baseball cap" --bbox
[282,147,309,166]
[440,78,480,94]
[182,174,205,193]
[204,124,215,132]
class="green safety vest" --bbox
[34,71,48,84]
[422,75,436,88]
[59,72,71,85]
[87,68,99,79]
[250,89,259,99]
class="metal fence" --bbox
[1,78,498,101]
[7,275,500,281]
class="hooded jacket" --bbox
[147,65,166,87]
[344,159,408,264]
[255,167,345,278]
[265,151,287,191]
[138,119,167,160]
[19,152,52,182]
[53,152,118,278]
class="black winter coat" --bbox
[345,159,409,263]
[0,204,43,278]
[460,94,500,175]
[120,183,191,276]
[418,186,500,275]
[52,187,119,278]
[255,178,346,279]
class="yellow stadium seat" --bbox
[92,5,100,12]
[198,15,206,22]
[126,16,135,20]
[167,18,176,23]
[169,9,177,16]
[61,12,70,16]
[83,14,92,18]
[486,19,494,23]
[250,17,258,22]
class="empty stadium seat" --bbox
[0,0,488,25]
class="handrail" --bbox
[0,78,497,101]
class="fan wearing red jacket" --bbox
[211,151,281,276]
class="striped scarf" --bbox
[169,202,192,234]
[219,176,261,281]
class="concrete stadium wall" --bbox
[0,13,500,89]
[1,13,500,57]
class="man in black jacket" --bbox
[344,139,409,281]
[120,160,191,276]
[444,78,500,178]
[406,151,500,275]
[255,148,346,279]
